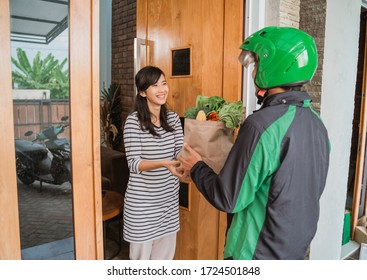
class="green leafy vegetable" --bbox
[183,107,199,119]
[196,95,225,112]
[184,95,243,128]
[218,101,243,128]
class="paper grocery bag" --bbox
[184,118,234,173]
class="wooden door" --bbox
[0,0,103,260]
[0,0,21,259]
[136,0,243,259]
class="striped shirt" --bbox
[123,111,184,243]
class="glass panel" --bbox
[10,0,74,260]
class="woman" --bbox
[123,66,184,260]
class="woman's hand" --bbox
[165,160,183,178]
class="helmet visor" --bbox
[238,50,256,68]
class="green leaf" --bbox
[11,48,69,99]
[218,101,243,128]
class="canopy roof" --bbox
[10,0,68,44]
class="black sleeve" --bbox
[190,161,230,212]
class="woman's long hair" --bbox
[133,66,174,136]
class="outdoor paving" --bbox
[17,181,73,249]
[17,180,129,260]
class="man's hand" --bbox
[177,143,203,181]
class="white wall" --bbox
[243,0,266,116]
[310,0,361,259]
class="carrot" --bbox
[207,112,220,121]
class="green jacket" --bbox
[191,91,330,259]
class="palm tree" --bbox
[11,48,69,99]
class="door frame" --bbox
[0,0,103,260]
[0,0,21,259]
[351,19,367,239]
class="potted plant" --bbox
[100,83,123,151]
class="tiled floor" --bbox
[18,180,129,260]
[21,221,129,260]
[17,181,74,250]
[341,240,361,260]
[22,237,75,260]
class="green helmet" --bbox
[238,26,318,89]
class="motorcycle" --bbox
[15,116,71,190]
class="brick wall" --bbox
[299,0,326,113]
[111,0,136,121]
[266,0,300,28]
[266,0,324,112]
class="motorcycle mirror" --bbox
[61,116,69,122]
[24,131,33,137]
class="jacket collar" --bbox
[260,90,311,108]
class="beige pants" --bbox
[129,233,176,260]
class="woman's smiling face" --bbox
[140,74,168,107]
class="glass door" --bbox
[2,0,105,260]
[10,0,74,260]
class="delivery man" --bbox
[178,26,330,260]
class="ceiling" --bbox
[10,0,68,44]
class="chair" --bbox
[100,146,129,196]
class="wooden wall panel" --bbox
[223,0,244,102]
[140,0,226,116]
[200,0,225,100]
[136,0,147,41]
[91,0,104,260]
[0,0,21,260]
[69,0,103,260]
